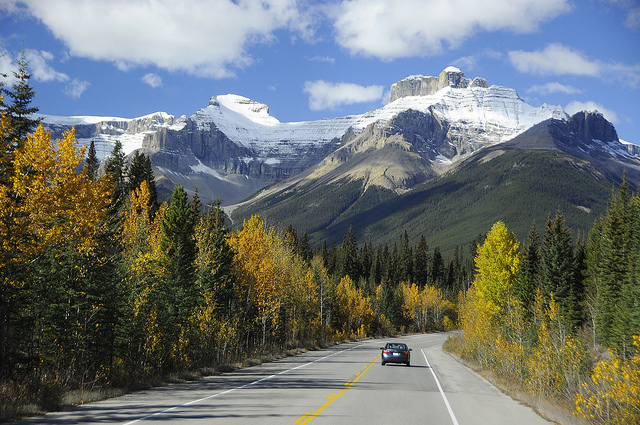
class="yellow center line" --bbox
[294,355,380,424]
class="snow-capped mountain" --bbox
[41,67,630,205]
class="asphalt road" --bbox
[15,333,551,424]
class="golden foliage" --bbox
[400,282,454,331]
[473,221,520,316]
[334,275,374,337]
[575,335,640,424]
[5,125,111,260]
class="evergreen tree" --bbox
[190,187,202,222]
[105,141,128,211]
[127,150,147,192]
[143,154,158,208]
[518,224,540,315]
[431,246,445,288]
[590,182,633,353]
[127,150,158,214]
[398,231,413,284]
[195,199,234,317]
[85,140,99,182]
[540,211,578,328]
[414,235,430,287]
[358,238,373,286]
[5,52,40,145]
[339,225,359,281]
[160,185,197,337]
[299,232,313,265]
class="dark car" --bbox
[380,342,411,366]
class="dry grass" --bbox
[443,347,590,425]
[1,344,318,423]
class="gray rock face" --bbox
[388,67,474,102]
[40,68,634,207]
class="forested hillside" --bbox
[232,149,616,256]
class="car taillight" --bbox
[403,351,408,355]
[383,350,389,354]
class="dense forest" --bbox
[1,60,638,424]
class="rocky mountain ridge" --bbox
[40,68,634,206]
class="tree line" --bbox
[448,185,640,424]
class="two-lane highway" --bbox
[15,333,551,424]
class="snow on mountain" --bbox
[42,112,186,160]
[190,78,565,159]
[190,94,358,159]
[40,68,567,167]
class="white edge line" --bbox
[421,349,460,425]
[122,346,358,424]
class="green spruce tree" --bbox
[5,52,40,145]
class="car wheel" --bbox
[381,362,385,366]
[406,362,410,367]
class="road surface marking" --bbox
[122,346,358,424]
[421,349,460,425]
[294,355,380,424]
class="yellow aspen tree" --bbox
[10,125,111,259]
[423,284,454,330]
[334,275,374,338]
[283,258,320,343]
[119,183,168,372]
[473,221,521,317]
[228,215,284,347]
[400,282,421,330]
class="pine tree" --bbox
[518,224,540,315]
[299,232,313,264]
[105,141,127,211]
[127,150,147,192]
[592,182,633,353]
[5,52,40,145]
[540,211,578,328]
[126,150,158,214]
[398,230,413,284]
[414,235,430,287]
[161,185,197,324]
[143,154,158,208]
[339,225,359,281]
[431,246,445,288]
[195,199,234,317]
[85,140,99,182]
[358,238,373,287]
[190,187,202,223]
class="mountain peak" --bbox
[388,67,488,103]
[207,94,280,127]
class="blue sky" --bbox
[1,0,639,143]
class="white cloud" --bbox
[527,82,582,95]
[24,49,69,82]
[3,0,312,78]
[303,80,384,110]
[0,49,15,84]
[509,43,601,77]
[63,78,90,99]
[509,43,640,88]
[565,100,619,123]
[142,72,162,88]
[607,0,640,29]
[330,0,570,59]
